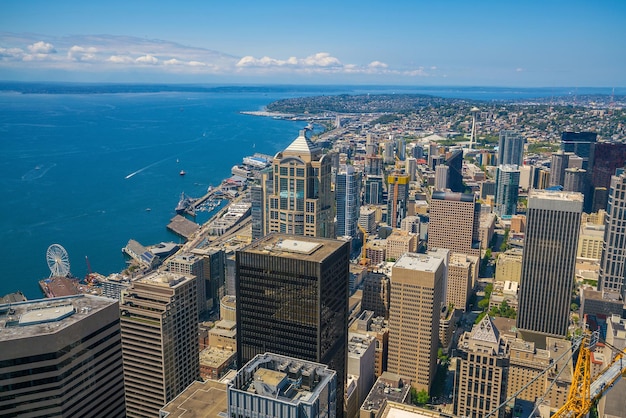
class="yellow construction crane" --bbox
[551,333,626,418]
[357,223,370,267]
[486,332,626,417]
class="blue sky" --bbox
[1,0,625,86]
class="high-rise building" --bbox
[236,234,350,417]
[434,164,449,190]
[549,151,570,188]
[250,167,274,240]
[445,148,465,193]
[0,295,126,417]
[561,131,597,169]
[589,142,626,211]
[364,175,384,205]
[498,130,525,166]
[387,172,410,229]
[563,167,586,193]
[517,190,583,339]
[265,130,334,238]
[598,168,626,299]
[336,164,362,239]
[227,353,337,418]
[120,272,199,418]
[447,253,479,311]
[387,252,445,392]
[456,316,509,418]
[494,164,520,217]
[428,191,481,257]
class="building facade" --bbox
[236,234,350,417]
[120,272,199,418]
[428,191,481,257]
[265,130,335,238]
[494,164,520,218]
[598,168,626,299]
[498,130,525,166]
[387,173,410,229]
[336,164,362,239]
[387,253,445,392]
[0,295,125,417]
[517,190,583,339]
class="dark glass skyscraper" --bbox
[517,190,583,340]
[236,234,350,418]
[561,131,597,169]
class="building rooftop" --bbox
[136,271,194,288]
[242,233,347,263]
[229,353,335,407]
[199,346,236,368]
[394,252,444,273]
[0,294,116,342]
[361,372,411,413]
[160,380,228,418]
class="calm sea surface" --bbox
[0,91,315,298]
[0,85,619,299]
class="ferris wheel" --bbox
[46,244,71,277]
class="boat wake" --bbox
[22,163,57,181]
[125,156,172,179]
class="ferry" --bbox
[179,170,186,176]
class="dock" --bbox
[167,215,200,240]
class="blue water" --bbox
[0,91,314,299]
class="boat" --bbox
[175,192,194,214]
[179,170,186,176]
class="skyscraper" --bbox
[428,191,481,257]
[364,175,384,205]
[563,167,586,193]
[387,252,445,392]
[498,130,525,166]
[120,272,199,417]
[236,234,350,417]
[549,151,570,188]
[336,164,362,239]
[561,131,597,169]
[265,130,334,238]
[387,172,410,228]
[598,168,626,299]
[0,295,126,417]
[517,190,583,339]
[445,148,465,193]
[494,164,520,217]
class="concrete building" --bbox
[385,230,417,261]
[597,315,626,417]
[563,167,586,193]
[265,130,335,238]
[598,168,626,299]
[0,295,125,417]
[359,373,412,417]
[428,191,481,257]
[549,151,571,188]
[479,212,497,251]
[494,164,520,218]
[236,234,349,417]
[228,353,337,418]
[447,253,479,311]
[209,319,237,351]
[387,253,445,392]
[120,272,199,418]
[199,346,237,381]
[498,130,525,166]
[434,164,449,190]
[361,273,390,319]
[347,333,377,414]
[366,239,387,265]
[160,380,228,418]
[220,295,236,321]
[336,164,362,239]
[577,221,604,260]
[495,249,523,284]
[365,175,384,205]
[456,316,510,418]
[517,190,583,340]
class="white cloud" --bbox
[27,41,56,54]
[516,67,524,72]
[135,54,158,64]
[107,55,134,64]
[68,45,97,61]
[302,52,341,67]
[164,58,183,65]
[368,61,388,69]
[0,47,24,60]
[188,60,206,67]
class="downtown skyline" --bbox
[1,0,626,87]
